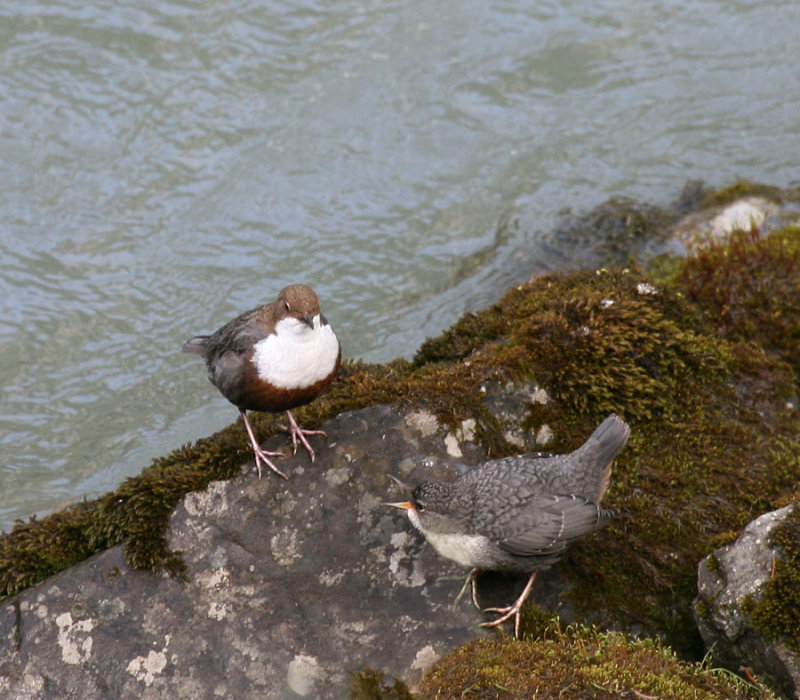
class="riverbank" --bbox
[2,182,799,698]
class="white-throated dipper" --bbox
[388,413,629,636]
[182,284,341,478]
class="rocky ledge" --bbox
[0,403,512,699]
[1,181,800,699]
[695,504,800,699]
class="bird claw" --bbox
[477,572,538,639]
[277,411,327,462]
[252,447,289,480]
[240,409,289,479]
[479,604,523,638]
[453,569,524,636]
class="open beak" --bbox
[384,474,414,510]
[384,501,414,510]
[387,474,413,491]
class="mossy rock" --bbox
[696,181,800,208]
[678,226,800,369]
[415,617,775,700]
[349,669,415,700]
[743,504,800,652]
[1,195,799,668]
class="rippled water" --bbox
[1,0,797,531]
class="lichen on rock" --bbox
[0,182,799,698]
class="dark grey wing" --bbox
[207,350,251,401]
[206,308,270,358]
[200,309,272,402]
[478,494,615,557]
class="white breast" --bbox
[252,315,339,389]
[407,508,487,568]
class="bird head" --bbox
[384,475,464,536]
[275,284,321,331]
[384,474,416,512]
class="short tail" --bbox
[182,335,211,356]
[576,414,630,501]
[582,414,630,463]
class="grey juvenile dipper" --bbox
[388,413,629,636]
[182,284,341,478]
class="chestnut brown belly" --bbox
[230,359,338,413]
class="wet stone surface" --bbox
[0,403,563,699]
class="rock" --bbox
[0,403,568,700]
[663,196,799,257]
[481,380,550,452]
[694,504,800,699]
[4,200,800,697]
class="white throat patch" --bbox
[407,508,487,568]
[252,315,339,389]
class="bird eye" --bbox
[415,501,425,512]
[284,301,291,311]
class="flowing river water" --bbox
[1,0,798,530]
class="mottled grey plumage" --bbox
[389,413,630,635]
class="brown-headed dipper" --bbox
[388,413,629,636]
[182,284,341,478]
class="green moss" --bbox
[697,181,799,208]
[2,188,800,674]
[408,231,800,656]
[349,669,414,700]
[0,502,98,597]
[0,431,249,596]
[678,227,800,371]
[646,250,687,281]
[706,530,743,552]
[417,267,731,425]
[745,504,800,652]
[417,619,775,699]
[544,196,680,268]
[704,553,723,579]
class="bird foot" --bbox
[478,572,538,638]
[452,569,481,611]
[277,411,327,462]
[252,445,289,480]
[240,409,288,479]
[479,603,524,638]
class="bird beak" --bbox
[385,474,414,509]
[301,313,315,329]
[387,474,413,492]
[384,501,414,510]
